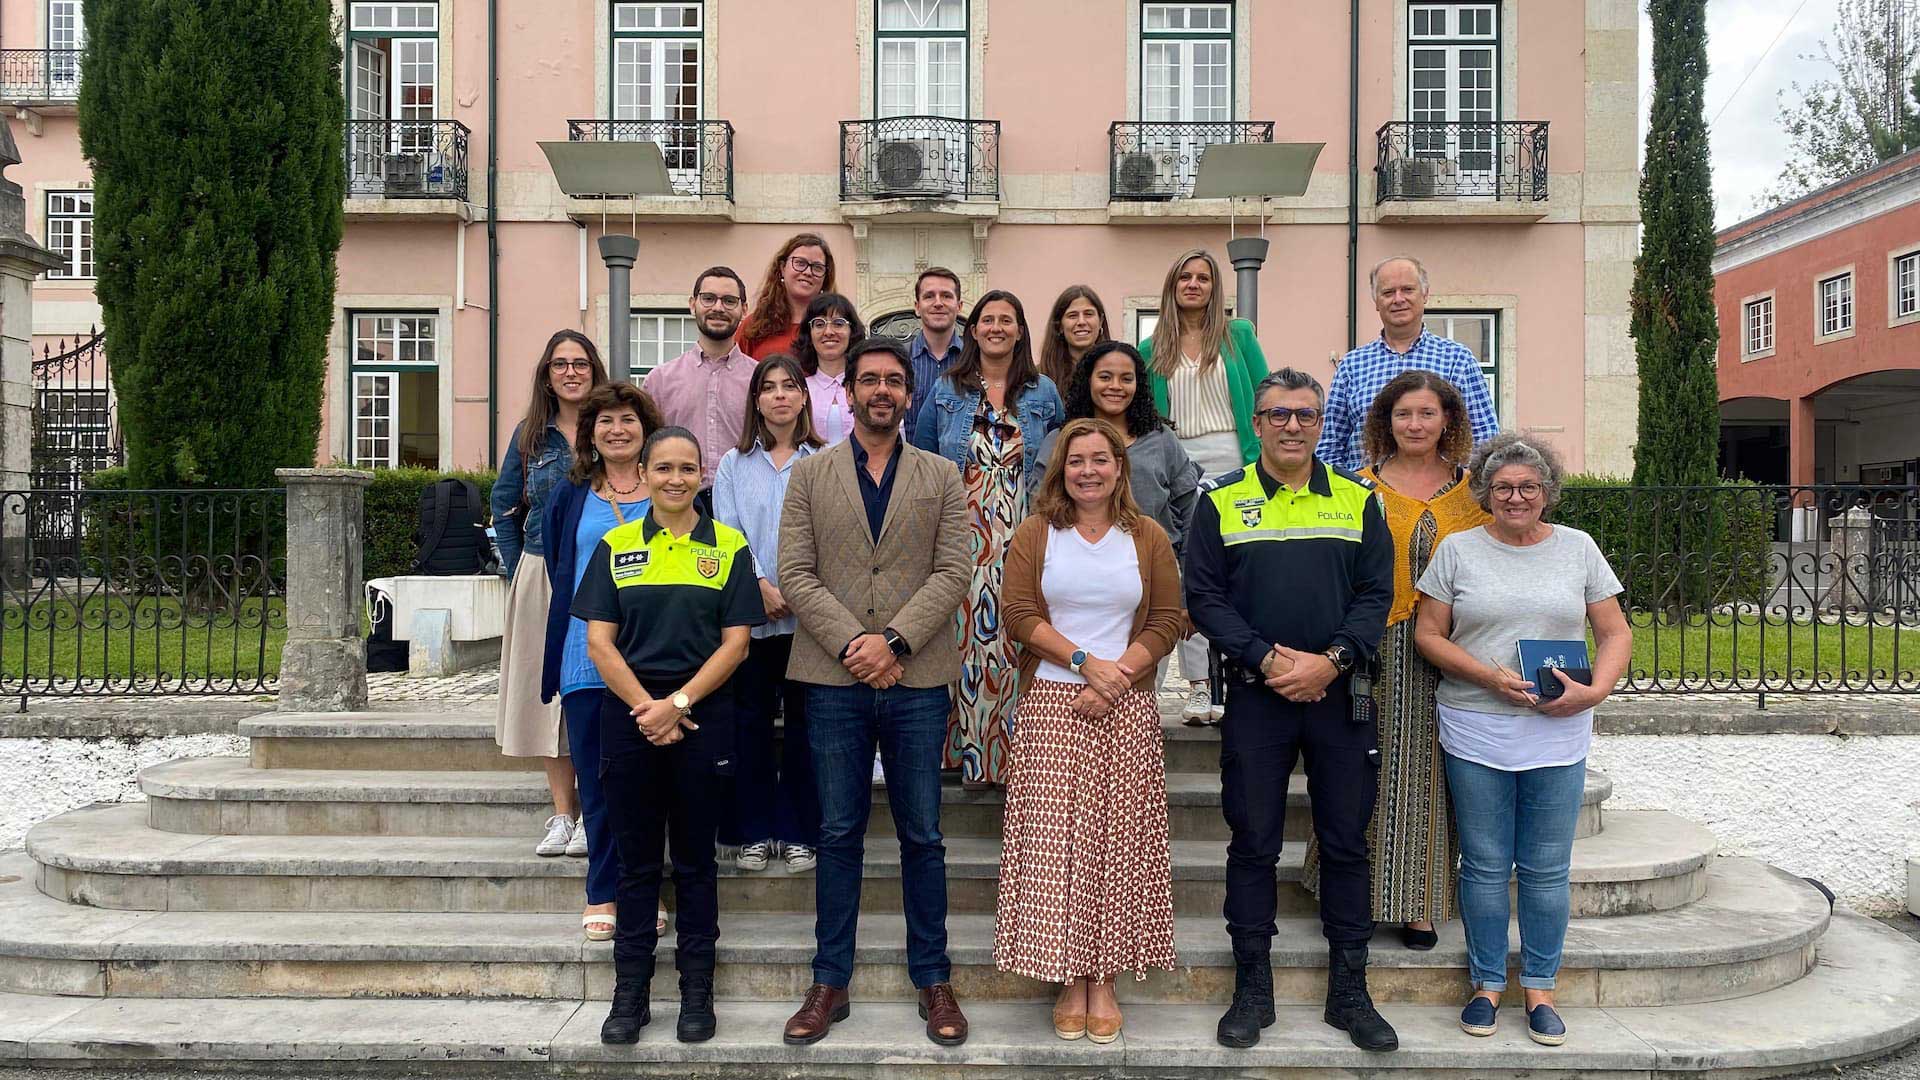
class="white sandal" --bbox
[657,906,669,934]
[582,911,616,941]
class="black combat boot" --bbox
[1324,943,1398,1052]
[676,972,717,1043]
[600,957,654,1044]
[1215,943,1276,1048]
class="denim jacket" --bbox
[910,374,1064,492]
[492,422,573,579]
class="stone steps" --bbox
[0,852,1825,1008]
[2,910,1916,1078]
[27,802,1710,918]
[135,756,1612,842]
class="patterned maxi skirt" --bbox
[943,420,1025,784]
[1301,620,1456,922]
[993,679,1177,982]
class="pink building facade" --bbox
[3,0,1639,475]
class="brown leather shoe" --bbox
[783,983,850,1046]
[919,982,969,1046]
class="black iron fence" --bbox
[0,49,81,102]
[345,120,470,200]
[0,487,286,698]
[30,329,121,564]
[1374,120,1549,201]
[840,116,1000,200]
[1108,121,1275,200]
[566,119,734,200]
[1558,484,1920,696]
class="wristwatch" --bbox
[670,691,691,713]
[1068,649,1089,674]
[1323,644,1355,673]
[882,629,912,658]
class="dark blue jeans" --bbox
[805,681,951,990]
[721,634,819,847]
[562,689,620,905]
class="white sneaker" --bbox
[736,841,772,872]
[1181,683,1213,726]
[783,843,817,873]
[565,818,588,857]
[535,813,573,857]
[871,753,886,786]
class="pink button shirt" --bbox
[640,342,754,486]
[806,368,855,445]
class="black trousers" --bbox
[599,682,733,972]
[1218,677,1379,950]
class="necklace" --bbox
[1076,519,1108,540]
[604,473,642,497]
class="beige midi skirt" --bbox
[494,551,566,758]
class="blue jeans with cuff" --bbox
[1444,753,1587,992]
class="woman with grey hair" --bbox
[1411,432,1632,1047]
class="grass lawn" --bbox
[1619,612,1920,687]
[0,594,285,686]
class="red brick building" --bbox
[1714,151,1920,487]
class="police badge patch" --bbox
[1234,497,1265,529]
[696,554,720,579]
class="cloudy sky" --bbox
[1640,1,1844,228]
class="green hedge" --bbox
[77,467,287,599]
[1556,475,1775,609]
[362,467,498,581]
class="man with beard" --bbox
[641,266,755,501]
[904,267,963,432]
[776,338,973,1048]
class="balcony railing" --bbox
[839,116,1000,201]
[1375,120,1548,202]
[0,49,82,103]
[1108,121,1275,200]
[565,119,734,200]
[345,120,470,200]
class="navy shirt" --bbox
[850,436,902,540]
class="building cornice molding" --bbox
[1714,170,1920,275]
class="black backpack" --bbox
[411,479,496,576]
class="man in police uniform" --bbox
[1185,367,1397,1052]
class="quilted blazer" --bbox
[778,436,971,688]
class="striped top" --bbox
[1166,353,1236,439]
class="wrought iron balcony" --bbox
[565,119,734,200]
[839,116,1000,201]
[345,120,470,200]
[1374,120,1549,202]
[0,49,82,103]
[1108,121,1275,200]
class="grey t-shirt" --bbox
[1416,524,1623,716]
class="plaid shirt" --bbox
[1315,330,1500,472]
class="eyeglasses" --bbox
[693,292,743,310]
[787,256,828,278]
[809,317,852,331]
[1257,406,1322,428]
[1491,482,1544,500]
[855,374,908,391]
[548,358,594,373]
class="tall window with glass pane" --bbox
[1743,297,1773,357]
[49,0,83,95]
[613,3,703,194]
[45,191,93,280]
[346,4,441,186]
[1408,3,1498,188]
[350,313,441,469]
[876,0,966,118]
[1896,252,1920,320]
[1423,311,1500,421]
[1819,274,1854,337]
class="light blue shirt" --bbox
[712,441,815,638]
[1315,330,1501,472]
[558,490,649,697]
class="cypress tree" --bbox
[79,0,344,488]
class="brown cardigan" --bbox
[1001,513,1188,695]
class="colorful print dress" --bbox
[943,401,1026,785]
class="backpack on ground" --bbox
[410,478,496,576]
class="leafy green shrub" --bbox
[363,467,498,581]
[1556,475,1774,609]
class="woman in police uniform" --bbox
[572,426,767,1046]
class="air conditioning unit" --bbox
[1385,155,1457,198]
[1114,151,1176,199]
[872,138,945,195]
[383,152,427,195]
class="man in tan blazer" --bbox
[777,338,971,1049]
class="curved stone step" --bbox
[0,852,1823,1008]
[0,910,1913,1077]
[29,803,1704,917]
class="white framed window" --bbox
[349,312,440,469]
[48,0,83,95]
[37,388,113,458]
[1893,250,1920,323]
[45,190,93,280]
[630,312,697,378]
[1140,3,1232,122]
[876,0,967,118]
[347,3,438,125]
[1408,3,1499,182]
[1742,296,1774,358]
[1818,273,1854,338]
[612,2,704,192]
[348,2,438,31]
[1422,310,1500,420]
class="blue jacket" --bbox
[911,374,1064,492]
[492,423,573,578]
[538,479,593,705]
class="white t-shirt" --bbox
[1035,525,1142,684]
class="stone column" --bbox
[277,468,374,711]
[0,126,65,586]
[1820,506,1872,612]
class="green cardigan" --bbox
[1142,318,1269,467]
